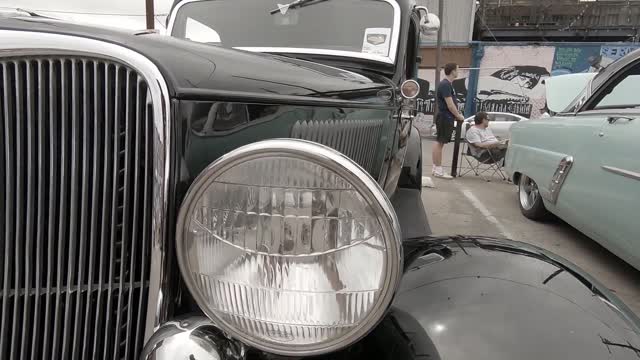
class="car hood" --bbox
[165,46,395,103]
[0,17,394,105]
[544,73,596,113]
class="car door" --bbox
[564,61,640,267]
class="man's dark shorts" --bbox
[435,115,455,144]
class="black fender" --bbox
[398,125,422,190]
[389,236,640,360]
[311,236,640,360]
[165,235,640,360]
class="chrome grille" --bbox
[0,56,153,360]
[290,119,385,174]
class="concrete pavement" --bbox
[419,138,640,315]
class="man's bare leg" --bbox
[431,141,453,179]
[432,141,443,167]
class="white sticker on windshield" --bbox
[362,28,391,56]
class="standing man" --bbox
[432,63,465,179]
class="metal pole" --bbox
[451,113,463,177]
[447,0,461,177]
[434,0,444,117]
[434,0,459,175]
[146,0,155,30]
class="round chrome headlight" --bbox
[176,139,402,356]
[400,79,420,99]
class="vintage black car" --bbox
[1,1,640,360]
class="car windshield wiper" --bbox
[269,0,329,15]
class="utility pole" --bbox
[146,0,155,30]
[434,0,444,117]
[434,0,464,176]
[449,0,461,177]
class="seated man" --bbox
[465,111,508,163]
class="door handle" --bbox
[607,116,635,124]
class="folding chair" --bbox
[458,124,507,182]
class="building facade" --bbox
[477,0,640,41]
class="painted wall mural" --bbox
[414,43,640,136]
[551,44,640,75]
[475,46,555,119]
[552,45,603,75]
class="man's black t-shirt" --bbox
[436,79,458,122]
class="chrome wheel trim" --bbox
[519,175,539,211]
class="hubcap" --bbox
[519,175,539,210]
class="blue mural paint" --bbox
[552,45,602,75]
[600,45,640,67]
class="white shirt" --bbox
[466,126,499,145]
[466,126,500,156]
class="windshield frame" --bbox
[165,0,402,65]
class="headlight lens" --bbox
[176,139,402,356]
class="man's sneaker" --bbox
[433,171,453,180]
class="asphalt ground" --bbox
[419,138,640,315]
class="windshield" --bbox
[168,0,399,64]
[559,49,640,113]
[591,48,640,90]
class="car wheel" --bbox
[518,175,550,220]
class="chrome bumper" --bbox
[140,316,246,360]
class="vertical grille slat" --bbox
[134,87,151,355]
[82,60,102,359]
[70,59,91,360]
[11,60,25,359]
[102,64,121,360]
[61,59,81,360]
[363,122,376,171]
[29,59,47,360]
[112,68,134,360]
[1,55,153,360]
[124,76,142,360]
[93,61,113,358]
[21,59,36,360]
[291,118,385,176]
[51,59,70,360]
[0,61,15,357]
[41,58,59,360]
[0,63,4,357]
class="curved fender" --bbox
[390,236,640,360]
[398,125,422,190]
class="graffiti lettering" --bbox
[476,101,532,118]
[416,98,464,116]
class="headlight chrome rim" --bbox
[176,138,403,356]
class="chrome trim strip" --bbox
[602,166,640,181]
[548,156,574,204]
[0,30,172,344]
[165,0,401,64]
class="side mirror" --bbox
[415,6,440,36]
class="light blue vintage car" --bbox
[505,50,640,270]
